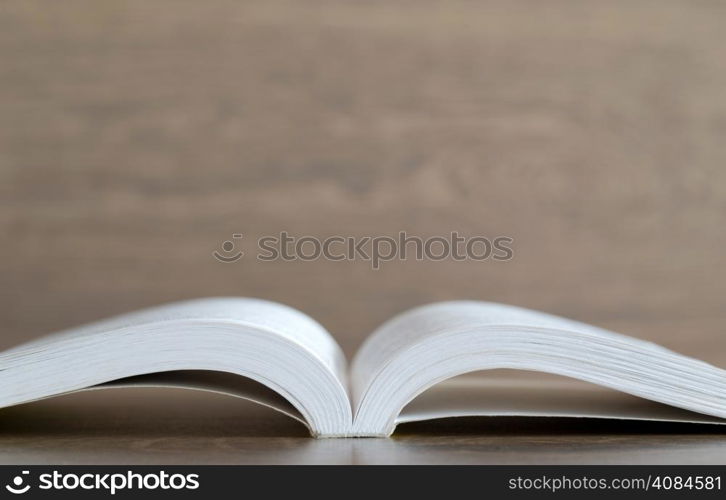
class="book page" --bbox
[351,301,672,407]
[0,298,351,437]
[351,301,726,436]
[9,297,347,381]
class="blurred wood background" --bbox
[0,0,726,463]
[2,0,725,358]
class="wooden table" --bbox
[0,388,724,465]
[1,0,725,463]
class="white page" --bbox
[351,301,726,436]
[0,298,351,437]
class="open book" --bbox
[2,298,725,437]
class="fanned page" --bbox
[0,298,351,437]
[350,301,726,436]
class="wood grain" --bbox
[0,0,725,463]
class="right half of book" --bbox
[350,301,726,437]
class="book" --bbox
[1,297,725,438]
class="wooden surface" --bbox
[1,389,725,465]
[1,0,726,463]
